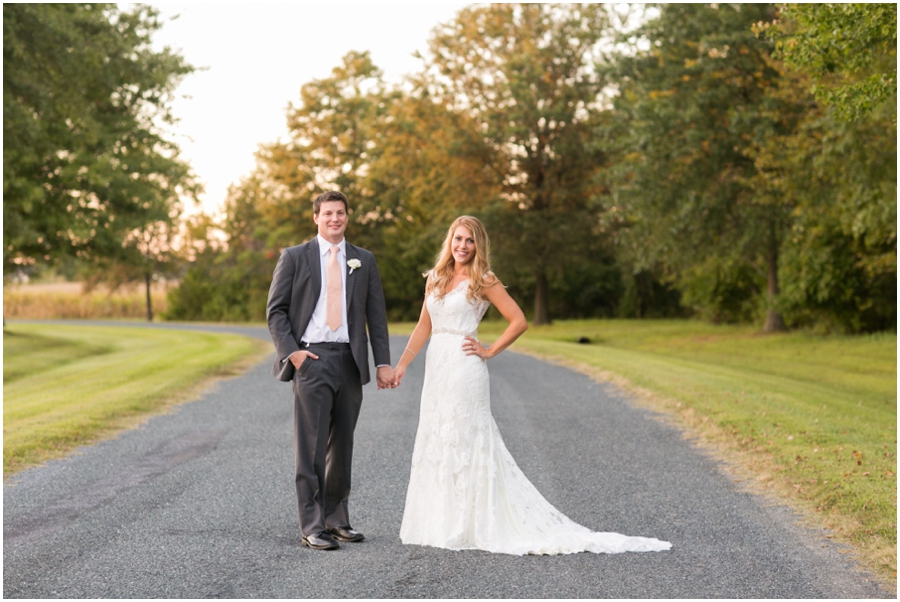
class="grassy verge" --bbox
[3,323,269,476]
[392,318,897,586]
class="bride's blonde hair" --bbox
[425,215,495,301]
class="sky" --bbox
[146,3,472,217]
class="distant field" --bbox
[4,282,170,320]
[3,323,268,475]
[392,318,897,585]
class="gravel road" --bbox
[3,322,890,598]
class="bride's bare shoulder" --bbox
[483,271,502,287]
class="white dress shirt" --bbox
[302,234,350,344]
[286,235,388,370]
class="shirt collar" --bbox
[317,234,346,257]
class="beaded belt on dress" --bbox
[432,327,476,337]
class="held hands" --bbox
[376,365,395,390]
[462,336,491,359]
[391,364,407,389]
[386,337,488,392]
[385,337,488,391]
[291,351,395,390]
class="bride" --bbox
[391,216,671,556]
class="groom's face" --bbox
[314,201,348,244]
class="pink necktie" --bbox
[326,245,342,331]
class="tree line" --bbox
[4,3,197,319]
[5,4,896,332]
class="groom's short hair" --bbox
[313,191,348,215]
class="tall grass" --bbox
[4,283,168,320]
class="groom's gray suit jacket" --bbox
[266,237,391,385]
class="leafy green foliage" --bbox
[763,3,897,122]
[774,112,897,332]
[167,3,894,333]
[423,4,616,324]
[604,3,895,332]
[3,4,197,277]
[606,3,795,330]
[171,36,627,324]
[747,3,897,331]
[165,185,273,322]
[168,53,394,321]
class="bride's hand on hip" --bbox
[462,336,490,359]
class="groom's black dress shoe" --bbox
[301,532,339,550]
[327,526,365,542]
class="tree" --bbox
[605,3,895,332]
[606,3,801,331]
[253,51,391,251]
[420,4,617,324]
[362,83,503,317]
[763,3,897,122]
[86,218,182,321]
[3,3,197,278]
[752,75,897,332]
[171,50,505,322]
[169,52,418,321]
[753,3,897,331]
[166,177,274,322]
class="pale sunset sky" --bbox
[145,3,472,216]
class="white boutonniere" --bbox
[347,258,362,275]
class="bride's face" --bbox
[451,226,476,266]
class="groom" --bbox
[266,190,393,551]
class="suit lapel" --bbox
[307,237,322,298]
[345,243,359,311]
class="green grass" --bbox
[3,324,269,476]
[393,318,897,584]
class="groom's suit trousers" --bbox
[291,342,363,537]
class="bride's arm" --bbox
[392,301,432,388]
[463,278,528,360]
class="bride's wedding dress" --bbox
[399,280,672,555]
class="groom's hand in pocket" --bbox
[289,350,319,369]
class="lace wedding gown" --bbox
[399,280,672,555]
